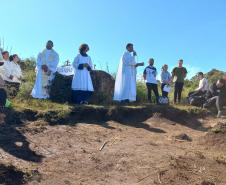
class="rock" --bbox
[49,70,115,104]
[174,133,192,141]
[200,180,215,185]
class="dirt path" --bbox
[0,109,226,185]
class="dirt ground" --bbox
[0,106,226,185]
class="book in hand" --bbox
[136,62,144,67]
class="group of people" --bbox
[188,73,226,118]
[0,49,23,109]
[113,43,188,104]
[0,41,225,117]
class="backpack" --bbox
[158,96,169,105]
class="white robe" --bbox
[3,61,23,83]
[71,54,94,91]
[0,59,6,79]
[31,49,59,99]
[113,51,137,102]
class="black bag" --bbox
[0,88,7,107]
[188,96,205,107]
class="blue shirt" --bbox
[161,71,171,84]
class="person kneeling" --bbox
[203,79,226,118]
[188,72,209,106]
[71,44,94,104]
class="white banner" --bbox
[57,66,74,76]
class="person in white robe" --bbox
[31,40,59,99]
[71,44,94,104]
[113,43,143,102]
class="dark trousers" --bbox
[188,90,205,97]
[146,83,159,103]
[161,83,169,97]
[0,88,7,107]
[209,96,226,112]
[174,82,184,103]
[4,81,20,98]
[72,90,93,104]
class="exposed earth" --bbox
[0,105,226,185]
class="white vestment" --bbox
[31,49,59,99]
[3,61,23,83]
[113,51,137,102]
[71,54,94,91]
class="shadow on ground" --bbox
[0,109,43,162]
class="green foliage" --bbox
[16,58,36,100]
[136,81,147,103]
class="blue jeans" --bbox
[72,90,93,104]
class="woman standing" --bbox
[161,64,171,97]
[71,44,94,104]
[3,54,23,97]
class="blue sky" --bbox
[1,0,226,78]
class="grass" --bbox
[11,61,203,115]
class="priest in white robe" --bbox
[71,44,94,104]
[31,41,59,99]
[114,43,143,102]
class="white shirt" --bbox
[196,78,209,92]
[143,66,158,84]
[3,61,23,83]
[0,59,6,79]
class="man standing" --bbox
[143,58,159,103]
[172,59,187,104]
[31,41,59,99]
[114,43,143,102]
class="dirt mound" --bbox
[156,155,225,185]
[200,122,226,151]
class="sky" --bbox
[0,0,226,79]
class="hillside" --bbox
[0,60,226,185]
[1,104,226,185]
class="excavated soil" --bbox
[0,106,226,185]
